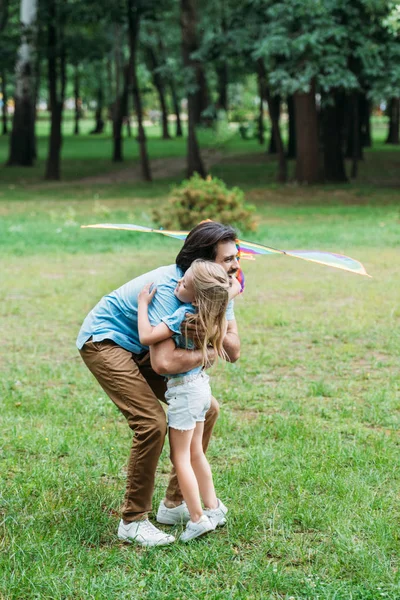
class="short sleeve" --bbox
[161,304,195,335]
[226,300,235,321]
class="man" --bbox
[77,221,241,546]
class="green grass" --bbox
[1,122,400,599]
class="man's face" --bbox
[214,241,240,276]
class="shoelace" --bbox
[140,520,166,536]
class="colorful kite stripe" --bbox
[81,223,370,277]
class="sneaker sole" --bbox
[180,528,214,543]
[215,518,227,527]
[118,534,175,547]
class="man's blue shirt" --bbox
[76,264,235,354]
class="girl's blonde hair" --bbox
[183,259,230,365]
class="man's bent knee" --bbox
[129,412,167,443]
[206,397,220,423]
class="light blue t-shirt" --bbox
[162,304,201,378]
[76,264,235,356]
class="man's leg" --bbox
[164,396,220,506]
[79,340,167,522]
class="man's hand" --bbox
[204,347,216,369]
[138,283,156,305]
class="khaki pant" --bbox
[79,339,219,522]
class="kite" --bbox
[81,223,371,281]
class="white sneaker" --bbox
[117,519,175,546]
[204,499,228,528]
[156,500,190,525]
[180,515,214,542]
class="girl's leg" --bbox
[169,427,203,522]
[190,422,218,510]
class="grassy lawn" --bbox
[1,121,400,599]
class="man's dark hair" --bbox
[176,221,237,272]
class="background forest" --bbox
[1,0,400,184]
[1,1,400,599]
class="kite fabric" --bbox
[81,223,371,278]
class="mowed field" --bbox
[0,122,399,599]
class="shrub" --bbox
[153,174,258,232]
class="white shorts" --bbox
[165,372,211,431]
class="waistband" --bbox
[166,371,207,388]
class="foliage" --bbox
[153,173,257,232]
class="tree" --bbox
[43,0,66,180]
[180,0,206,178]
[294,82,321,183]
[386,97,400,144]
[144,43,171,140]
[127,0,152,181]
[7,0,37,166]
[257,59,286,182]
[0,0,19,136]
[321,91,347,182]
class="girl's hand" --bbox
[138,283,156,305]
[229,276,242,299]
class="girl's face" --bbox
[175,267,196,303]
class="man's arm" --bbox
[150,319,240,375]
[223,319,240,363]
[149,338,215,376]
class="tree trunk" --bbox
[170,81,183,137]
[257,91,264,145]
[74,66,80,135]
[126,115,132,137]
[216,61,228,112]
[257,59,286,183]
[45,0,65,180]
[360,94,371,147]
[287,95,296,158]
[194,68,209,126]
[146,47,170,140]
[157,34,183,137]
[350,92,360,179]
[112,66,129,162]
[127,0,152,181]
[45,102,62,179]
[294,82,321,183]
[321,92,347,183]
[180,0,206,177]
[179,0,208,127]
[256,69,264,145]
[91,85,104,134]
[345,92,363,160]
[385,98,400,145]
[32,45,40,159]
[1,70,8,135]
[268,95,280,154]
[7,0,37,166]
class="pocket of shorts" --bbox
[165,388,177,405]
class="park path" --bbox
[77,149,223,185]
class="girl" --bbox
[138,259,239,542]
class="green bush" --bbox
[153,174,258,232]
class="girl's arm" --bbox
[138,284,174,345]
